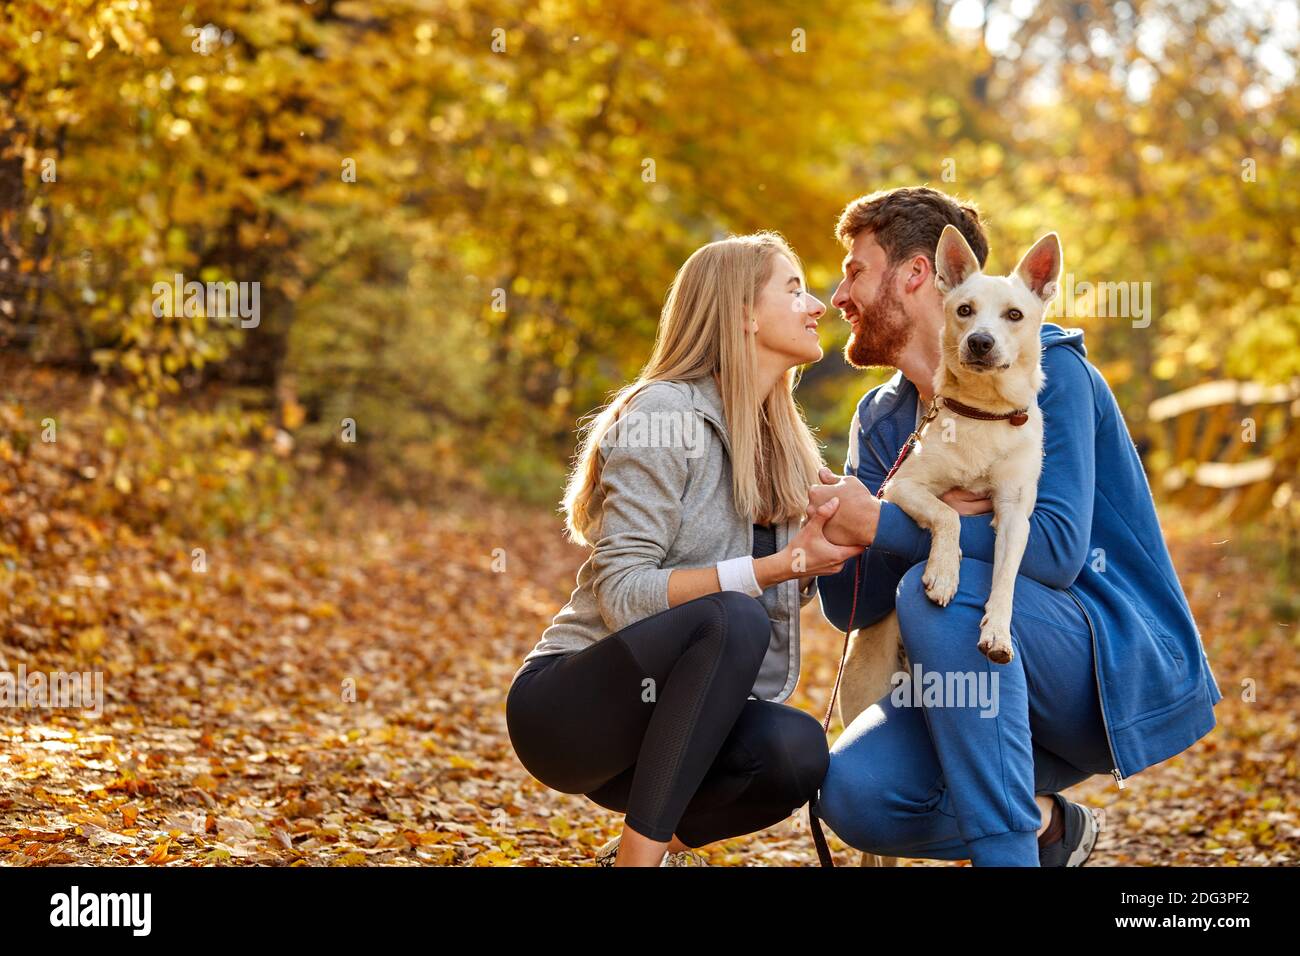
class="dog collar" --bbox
[939,395,1030,427]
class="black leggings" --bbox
[506,591,830,846]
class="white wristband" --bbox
[716,555,763,597]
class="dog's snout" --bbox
[966,332,995,358]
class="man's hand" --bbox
[940,487,993,516]
[755,496,862,588]
[807,466,879,548]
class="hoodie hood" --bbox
[1041,322,1086,358]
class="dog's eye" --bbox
[1006,309,1023,322]
[956,303,973,317]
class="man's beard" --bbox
[844,270,913,369]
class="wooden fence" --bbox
[1147,379,1299,520]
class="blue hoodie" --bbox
[817,323,1223,788]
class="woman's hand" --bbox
[941,487,994,516]
[807,467,880,547]
[755,497,862,588]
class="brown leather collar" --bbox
[940,395,1030,427]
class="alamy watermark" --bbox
[1,667,104,717]
[1048,272,1152,328]
[152,274,260,328]
[890,663,1000,717]
[600,409,707,459]
[50,886,150,936]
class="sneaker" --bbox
[1038,793,1102,867]
[661,846,708,866]
[594,835,620,866]
[592,835,708,867]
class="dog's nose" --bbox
[966,332,995,358]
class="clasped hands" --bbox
[793,467,995,575]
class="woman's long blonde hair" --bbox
[563,231,824,547]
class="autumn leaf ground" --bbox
[1,401,1296,866]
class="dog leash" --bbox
[805,396,940,866]
[817,395,941,733]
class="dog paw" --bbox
[922,551,961,606]
[977,618,1014,664]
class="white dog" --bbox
[834,225,1062,866]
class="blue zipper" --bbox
[1064,586,1125,789]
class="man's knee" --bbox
[894,562,929,618]
[816,750,894,854]
[895,558,991,655]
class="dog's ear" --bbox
[1013,233,1062,304]
[934,224,981,295]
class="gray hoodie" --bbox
[512,374,818,703]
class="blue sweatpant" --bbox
[817,557,1114,866]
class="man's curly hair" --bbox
[836,186,989,269]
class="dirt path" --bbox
[1,499,1294,866]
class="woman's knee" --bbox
[702,591,771,668]
[711,589,769,631]
[771,709,830,804]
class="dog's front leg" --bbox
[978,490,1033,664]
[883,477,962,606]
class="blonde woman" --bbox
[505,233,859,866]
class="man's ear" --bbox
[903,252,932,294]
[1013,232,1062,303]
[934,224,981,295]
